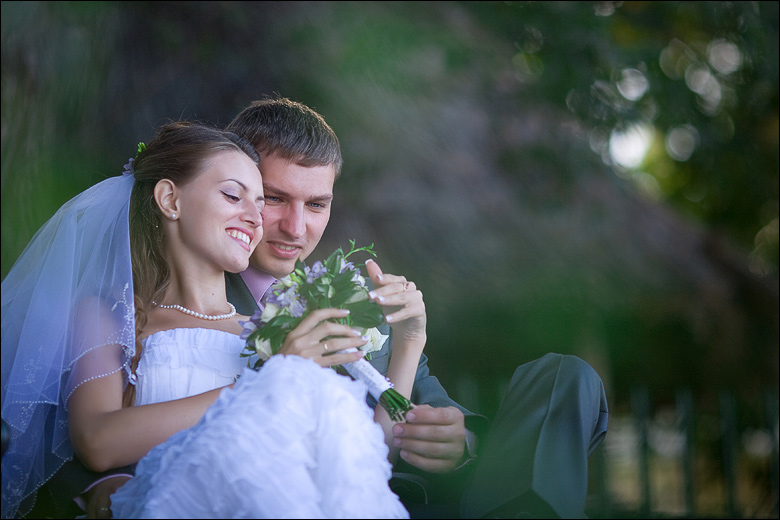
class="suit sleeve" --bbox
[367,323,490,436]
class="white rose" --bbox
[260,302,280,322]
[252,336,274,361]
[361,327,388,355]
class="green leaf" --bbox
[328,245,354,272]
[344,241,377,260]
[343,299,385,328]
[298,281,326,301]
[331,269,356,288]
[330,286,368,307]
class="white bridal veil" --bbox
[1,172,136,518]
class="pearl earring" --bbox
[171,213,177,220]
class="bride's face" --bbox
[172,150,265,274]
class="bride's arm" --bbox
[68,371,229,473]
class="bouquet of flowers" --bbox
[240,240,414,422]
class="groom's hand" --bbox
[391,404,466,473]
[365,259,426,346]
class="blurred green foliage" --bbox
[2,1,778,419]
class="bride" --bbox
[1,122,408,518]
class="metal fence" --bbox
[586,387,779,519]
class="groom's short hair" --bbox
[226,96,343,177]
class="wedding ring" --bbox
[322,343,329,353]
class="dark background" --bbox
[2,2,777,517]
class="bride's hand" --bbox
[278,308,368,367]
[365,259,426,347]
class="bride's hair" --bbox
[123,122,259,407]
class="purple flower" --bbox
[351,268,367,287]
[239,309,267,339]
[239,319,257,340]
[339,258,355,273]
[269,283,307,318]
[248,309,264,324]
[123,157,135,176]
[305,261,327,283]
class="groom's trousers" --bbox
[401,353,609,519]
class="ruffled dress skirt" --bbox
[111,354,408,518]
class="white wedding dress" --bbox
[110,328,408,519]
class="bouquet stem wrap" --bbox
[341,349,414,422]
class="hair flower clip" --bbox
[122,142,147,176]
[123,157,135,176]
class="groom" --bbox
[79,96,608,518]
[223,97,608,518]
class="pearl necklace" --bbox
[153,301,236,321]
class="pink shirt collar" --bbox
[239,264,277,308]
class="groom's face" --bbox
[250,152,335,278]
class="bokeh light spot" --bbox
[708,39,742,75]
[617,68,649,101]
[665,125,700,161]
[684,63,722,114]
[609,124,653,169]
